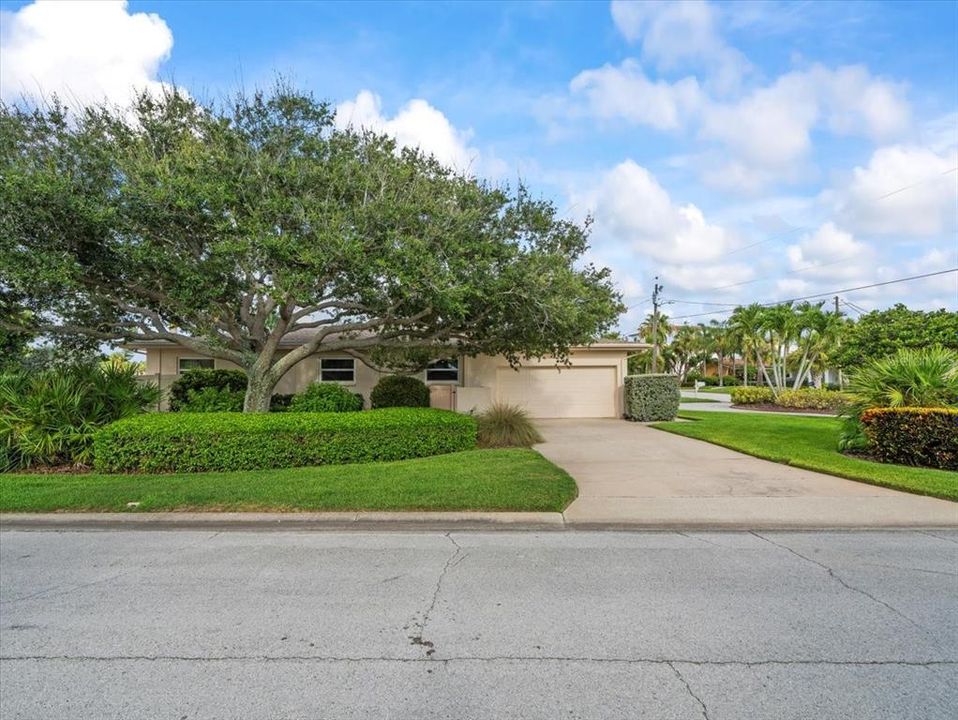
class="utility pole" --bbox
[834,295,843,389]
[651,277,664,373]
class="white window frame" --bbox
[178,357,215,373]
[320,357,356,384]
[425,358,460,385]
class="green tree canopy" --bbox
[0,86,622,410]
[834,304,958,369]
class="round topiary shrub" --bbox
[370,375,431,409]
[169,369,247,411]
[288,382,364,413]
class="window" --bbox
[320,358,355,383]
[178,358,214,372]
[426,358,459,383]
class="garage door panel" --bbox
[495,366,617,418]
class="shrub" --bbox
[180,386,245,413]
[0,364,158,469]
[776,388,851,412]
[93,408,477,473]
[721,376,741,387]
[729,386,774,405]
[476,403,544,448]
[625,374,680,421]
[702,376,720,387]
[168,369,247,411]
[269,394,295,412]
[840,347,958,451]
[288,383,364,413]
[370,375,430,409]
[685,371,704,386]
[860,407,958,470]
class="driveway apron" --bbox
[536,419,958,528]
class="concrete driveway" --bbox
[536,420,958,528]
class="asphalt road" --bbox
[1,529,956,720]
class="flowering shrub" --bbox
[729,387,774,405]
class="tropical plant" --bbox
[476,403,544,448]
[0,363,158,469]
[288,383,364,413]
[839,346,958,451]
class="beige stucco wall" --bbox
[141,346,632,414]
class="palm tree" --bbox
[728,304,764,387]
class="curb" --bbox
[2,512,955,532]
[0,511,567,532]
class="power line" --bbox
[665,298,741,306]
[873,166,958,200]
[688,167,958,292]
[667,268,958,321]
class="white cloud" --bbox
[569,59,702,131]
[699,64,911,193]
[0,0,174,105]
[785,222,876,282]
[610,0,749,93]
[335,90,485,174]
[658,262,754,292]
[576,160,739,264]
[836,144,958,237]
[571,159,754,294]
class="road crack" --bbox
[407,532,463,658]
[750,532,941,645]
[667,662,710,720]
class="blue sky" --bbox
[1,0,956,330]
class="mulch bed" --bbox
[731,404,837,416]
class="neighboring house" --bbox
[127,334,647,418]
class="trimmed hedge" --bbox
[860,407,958,470]
[93,408,478,473]
[625,374,680,421]
[371,375,431,408]
[776,388,851,412]
[288,383,363,413]
[730,386,774,405]
[169,369,247,411]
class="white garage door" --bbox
[495,366,618,418]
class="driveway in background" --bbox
[536,419,958,527]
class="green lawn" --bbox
[0,449,577,513]
[679,397,720,403]
[652,411,957,501]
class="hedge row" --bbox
[729,387,774,405]
[776,388,851,412]
[625,374,680,421]
[860,407,958,470]
[93,408,477,473]
[729,386,850,411]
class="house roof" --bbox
[122,332,649,353]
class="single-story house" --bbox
[128,334,647,418]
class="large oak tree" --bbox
[0,87,622,410]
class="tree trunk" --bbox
[243,367,279,412]
[743,353,749,387]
